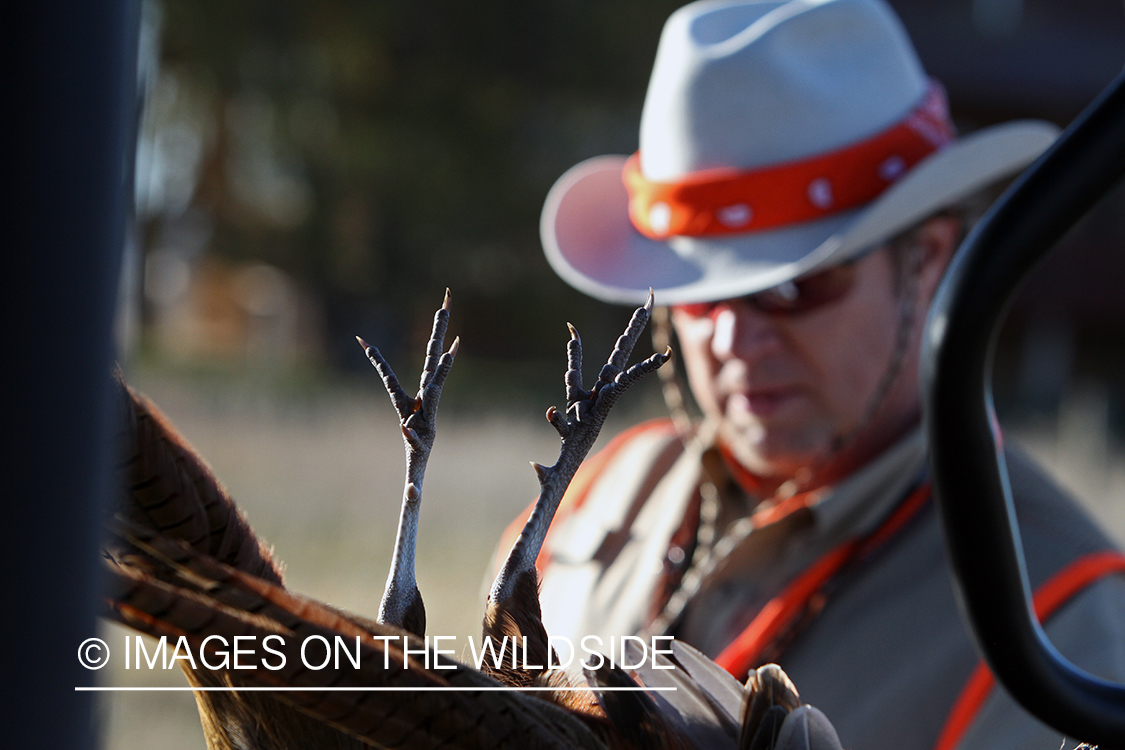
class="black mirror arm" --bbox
[922,67,1125,747]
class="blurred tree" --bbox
[140,0,1125,416]
[143,0,682,389]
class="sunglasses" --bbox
[674,259,860,317]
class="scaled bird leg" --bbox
[358,289,459,638]
[485,290,670,682]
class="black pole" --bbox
[923,68,1125,746]
[0,2,139,748]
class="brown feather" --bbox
[481,570,553,687]
[104,528,604,750]
[739,664,802,750]
[399,586,426,639]
[113,374,282,585]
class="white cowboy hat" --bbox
[541,0,1059,306]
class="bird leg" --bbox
[358,288,459,637]
[485,290,670,678]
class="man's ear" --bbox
[914,214,961,305]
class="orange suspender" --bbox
[715,483,933,677]
[933,550,1125,750]
[715,541,856,677]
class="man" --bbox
[511,0,1125,748]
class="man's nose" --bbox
[711,303,782,361]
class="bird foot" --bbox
[358,289,458,636]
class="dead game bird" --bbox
[103,291,842,750]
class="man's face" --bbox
[671,244,929,483]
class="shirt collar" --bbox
[808,426,928,539]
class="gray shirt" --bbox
[533,421,1125,750]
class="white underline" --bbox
[76,686,677,692]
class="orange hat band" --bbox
[623,81,956,239]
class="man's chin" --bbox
[719,421,830,481]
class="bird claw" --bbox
[418,288,453,396]
[491,292,669,604]
[357,337,414,421]
[361,289,459,636]
[358,294,459,452]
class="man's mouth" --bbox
[729,388,800,418]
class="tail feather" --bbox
[103,531,602,750]
[114,375,282,585]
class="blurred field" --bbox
[96,371,1125,749]
[1012,386,1125,547]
